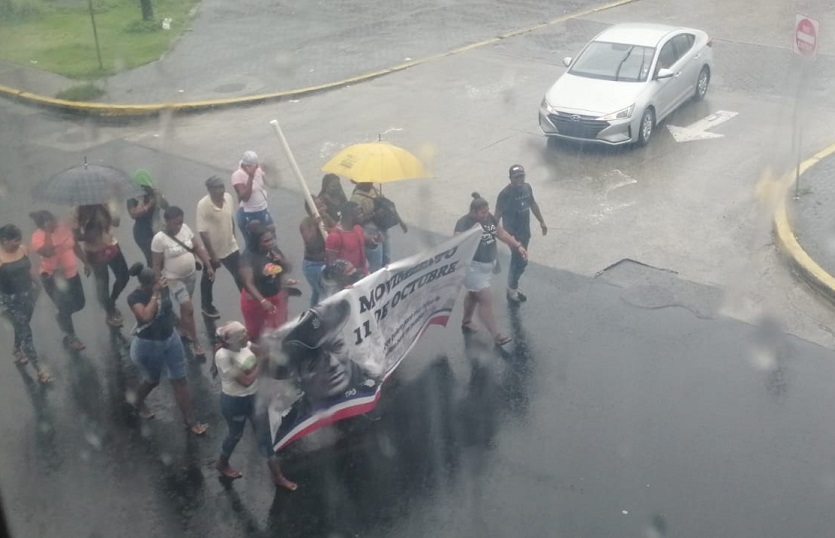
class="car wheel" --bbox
[637,108,655,147]
[694,66,710,101]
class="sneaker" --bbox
[507,289,527,303]
[201,305,221,319]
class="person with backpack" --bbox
[350,182,407,272]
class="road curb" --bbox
[773,142,835,304]
[0,0,639,119]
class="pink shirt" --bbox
[231,167,269,212]
[31,223,78,278]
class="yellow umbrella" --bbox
[321,141,430,184]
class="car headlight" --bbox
[540,97,556,114]
[599,105,634,121]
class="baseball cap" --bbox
[509,164,525,179]
[282,299,351,357]
[241,150,259,166]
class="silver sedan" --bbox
[539,23,714,146]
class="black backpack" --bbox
[373,195,400,230]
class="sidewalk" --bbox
[0,0,637,112]
[777,144,835,304]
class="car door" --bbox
[651,38,683,120]
[670,33,699,107]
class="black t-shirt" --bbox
[242,249,284,298]
[454,214,498,263]
[128,287,175,340]
[495,183,534,239]
[127,195,153,230]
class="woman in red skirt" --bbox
[239,223,298,341]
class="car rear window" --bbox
[569,41,655,82]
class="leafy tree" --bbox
[139,0,154,20]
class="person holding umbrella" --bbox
[29,210,89,351]
[0,224,53,383]
[317,173,347,222]
[73,203,130,328]
[454,193,526,348]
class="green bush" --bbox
[55,82,104,101]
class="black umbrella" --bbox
[33,160,144,205]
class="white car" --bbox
[539,23,714,146]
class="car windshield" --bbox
[569,41,655,82]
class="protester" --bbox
[29,210,88,351]
[73,203,129,328]
[494,164,547,303]
[351,181,407,271]
[325,201,368,277]
[0,224,53,383]
[231,151,274,249]
[213,321,297,490]
[317,173,347,222]
[126,263,208,435]
[196,176,243,319]
[299,196,336,307]
[273,299,379,448]
[454,192,527,347]
[151,206,214,361]
[126,170,169,265]
[239,223,298,342]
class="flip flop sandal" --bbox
[13,349,29,365]
[37,370,54,384]
[461,321,479,334]
[67,337,86,351]
[494,335,512,347]
[184,422,209,436]
[133,405,155,419]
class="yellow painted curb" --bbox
[773,141,835,300]
[0,0,640,118]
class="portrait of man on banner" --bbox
[268,298,382,451]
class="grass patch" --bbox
[0,0,199,79]
[55,82,104,101]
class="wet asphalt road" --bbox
[5,0,835,536]
[2,116,835,538]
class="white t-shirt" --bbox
[196,193,239,260]
[231,167,269,212]
[215,345,259,397]
[151,224,196,280]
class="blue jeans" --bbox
[381,228,392,266]
[366,243,383,273]
[130,331,186,382]
[302,258,326,306]
[236,208,274,249]
[219,393,272,459]
[507,236,530,290]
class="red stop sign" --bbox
[796,18,817,55]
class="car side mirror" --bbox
[656,68,674,79]
[562,57,572,67]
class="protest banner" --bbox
[265,226,482,451]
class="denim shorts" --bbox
[168,273,196,310]
[464,260,495,292]
[130,331,187,382]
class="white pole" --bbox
[269,119,328,239]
